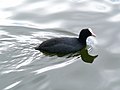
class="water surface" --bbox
[0,0,120,90]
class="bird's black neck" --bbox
[78,36,87,45]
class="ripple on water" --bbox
[105,0,120,4]
[0,0,120,90]
[108,14,120,22]
[73,1,112,13]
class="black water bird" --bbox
[35,28,96,55]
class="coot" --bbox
[35,28,96,55]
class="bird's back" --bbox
[35,37,84,54]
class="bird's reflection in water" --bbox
[79,47,98,63]
[40,47,98,63]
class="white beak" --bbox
[88,28,96,37]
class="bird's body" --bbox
[37,37,84,54]
[35,28,96,55]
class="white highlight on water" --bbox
[3,81,21,90]
[87,36,98,48]
[33,56,80,74]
